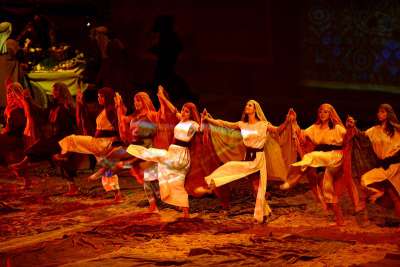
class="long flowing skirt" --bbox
[361,163,400,200]
[59,135,116,158]
[292,150,343,203]
[127,144,190,207]
[205,151,269,223]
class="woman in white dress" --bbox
[281,103,349,225]
[126,89,200,218]
[360,104,400,216]
[203,100,289,223]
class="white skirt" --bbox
[127,144,190,207]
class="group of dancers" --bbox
[2,80,400,226]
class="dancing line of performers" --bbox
[3,81,400,226]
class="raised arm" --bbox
[265,108,294,135]
[114,92,131,142]
[157,85,181,120]
[202,109,240,129]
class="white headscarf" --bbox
[241,99,269,123]
[0,22,12,55]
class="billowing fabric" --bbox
[292,124,346,170]
[291,124,346,204]
[59,108,116,158]
[102,172,120,192]
[127,120,199,208]
[206,119,288,223]
[361,126,400,198]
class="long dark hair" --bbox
[98,87,118,130]
[378,104,400,137]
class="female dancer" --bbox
[54,87,120,198]
[126,88,200,218]
[282,103,349,225]
[11,82,75,191]
[0,82,36,167]
[98,89,171,210]
[359,104,400,216]
[203,100,289,223]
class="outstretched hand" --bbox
[201,108,209,121]
[157,85,165,100]
[114,92,122,107]
[285,108,297,123]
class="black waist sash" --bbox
[379,150,400,170]
[95,130,118,138]
[173,139,190,147]
[245,147,264,161]
[314,144,342,152]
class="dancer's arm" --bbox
[202,109,240,129]
[157,85,181,120]
[114,92,130,142]
[266,108,293,134]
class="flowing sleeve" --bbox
[150,106,179,150]
[185,123,231,206]
[208,123,246,162]
[351,129,379,178]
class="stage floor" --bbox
[1,164,400,266]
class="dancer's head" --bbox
[97,87,115,107]
[5,82,24,117]
[315,103,343,129]
[133,92,155,113]
[241,100,268,122]
[52,82,73,107]
[377,103,400,137]
[181,102,200,123]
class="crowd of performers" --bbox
[2,80,400,226]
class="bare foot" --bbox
[148,202,159,213]
[280,182,290,190]
[114,191,123,203]
[64,183,79,196]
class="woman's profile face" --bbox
[52,87,60,100]
[377,108,388,122]
[134,96,143,111]
[181,106,191,121]
[98,94,105,105]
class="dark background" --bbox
[2,0,400,128]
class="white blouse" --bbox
[304,124,346,146]
[174,120,199,142]
[238,120,269,149]
[366,126,400,159]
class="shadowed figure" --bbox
[150,16,196,105]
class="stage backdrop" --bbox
[302,0,400,94]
